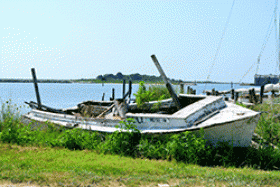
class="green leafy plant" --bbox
[102,118,141,156]
[134,81,171,111]
[133,81,155,109]
[167,130,206,163]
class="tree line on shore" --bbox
[0,72,237,84]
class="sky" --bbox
[1,0,279,83]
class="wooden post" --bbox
[122,79,126,99]
[234,92,239,103]
[187,86,190,94]
[252,88,257,104]
[271,90,275,98]
[110,88,115,101]
[31,68,42,109]
[231,89,235,100]
[260,85,264,104]
[151,54,181,110]
[193,89,196,95]
[128,80,132,99]
[249,89,253,103]
[215,91,219,96]
[189,88,193,94]
[180,83,184,94]
[211,88,215,96]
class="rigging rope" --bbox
[274,0,279,75]
[204,0,235,90]
[240,2,276,84]
[256,0,278,75]
[238,60,256,84]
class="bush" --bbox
[134,81,171,110]
[101,118,141,156]
[167,130,206,163]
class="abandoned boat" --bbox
[24,94,260,147]
[23,55,260,147]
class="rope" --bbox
[256,0,277,74]
[238,60,256,84]
[240,3,276,83]
[274,0,279,75]
[204,0,235,90]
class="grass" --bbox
[1,99,280,186]
[247,99,280,146]
[1,142,280,186]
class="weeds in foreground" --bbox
[0,100,280,171]
[1,116,280,170]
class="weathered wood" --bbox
[260,85,264,103]
[180,83,184,94]
[102,93,105,101]
[252,88,257,104]
[192,89,196,95]
[212,88,215,96]
[249,89,253,103]
[187,86,191,94]
[151,54,181,110]
[123,79,126,98]
[234,92,239,103]
[128,80,132,100]
[112,99,127,118]
[24,101,64,114]
[231,89,235,100]
[96,104,115,118]
[271,90,275,98]
[110,88,115,101]
[31,68,42,109]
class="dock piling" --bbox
[122,79,126,99]
[31,68,42,109]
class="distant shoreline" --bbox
[0,79,253,85]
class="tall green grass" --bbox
[0,100,280,171]
[248,100,280,146]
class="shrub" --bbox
[167,130,206,163]
[101,118,141,156]
[134,81,171,110]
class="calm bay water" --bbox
[0,82,257,114]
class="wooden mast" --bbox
[151,54,182,110]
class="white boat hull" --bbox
[23,95,260,147]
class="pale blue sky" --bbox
[1,0,279,83]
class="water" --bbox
[0,82,257,114]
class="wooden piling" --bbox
[234,92,239,103]
[180,83,184,94]
[252,88,257,104]
[110,88,115,101]
[128,80,132,99]
[193,89,196,95]
[249,89,253,103]
[260,85,264,104]
[271,90,275,98]
[211,88,215,96]
[187,86,190,94]
[122,79,126,99]
[215,91,219,96]
[231,89,235,100]
[31,68,42,109]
